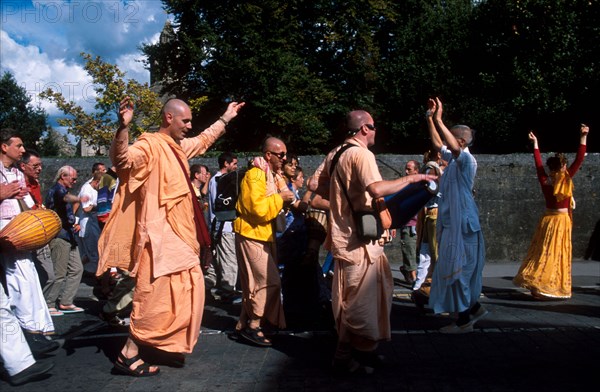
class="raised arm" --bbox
[426,98,443,152]
[433,97,462,157]
[579,123,589,146]
[530,131,546,181]
[110,96,134,168]
[568,123,590,176]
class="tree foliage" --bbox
[39,53,163,153]
[0,71,48,150]
[143,0,598,153]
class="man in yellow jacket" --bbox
[233,137,295,347]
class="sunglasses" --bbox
[364,124,376,131]
[269,151,287,160]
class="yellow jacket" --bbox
[233,167,283,242]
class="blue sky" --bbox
[1,0,171,135]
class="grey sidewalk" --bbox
[3,260,599,391]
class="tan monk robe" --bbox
[98,123,224,353]
[317,137,393,351]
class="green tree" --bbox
[39,53,163,152]
[0,71,48,150]
[145,0,598,154]
[146,0,371,153]
[469,0,600,151]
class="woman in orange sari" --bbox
[514,124,589,299]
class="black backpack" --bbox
[213,169,247,221]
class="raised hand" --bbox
[426,98,437,118]
[528,131,537,143]
[434,97,444,121]
[119,96,134,127]
[221,101,246,123]
[581,123,589,136]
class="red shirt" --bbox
[534,144,586,209]
[26,178,43,208]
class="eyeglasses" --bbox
[26,163,43,169]
[269,151,287,160]
[364,124,376,131]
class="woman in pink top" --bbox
[514,124,589,299]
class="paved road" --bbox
[3,261,599,391]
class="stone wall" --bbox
[38,152,599,262]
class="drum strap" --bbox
[328,143,359,214]
[328,143,357,177]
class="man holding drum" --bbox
[1,128,56,384]
[312,111,437,373]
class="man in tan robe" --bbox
[98,97,244,376]
[313,111,436,373]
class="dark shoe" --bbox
[8,361,54,386]
[113,353,160,377]
[100,311,129,327]
[354,350,385,374]
[464,305,489,328]
[239,327,272,347]
[400,267,415,285]
[410,290,428,313]
[332,356,360,374]
[24,332,60,357]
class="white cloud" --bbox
[0,30,95,116]
[1,0,170,138]
[1,0,168,71]
[116,52,150,85]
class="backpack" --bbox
[213,169,247,221]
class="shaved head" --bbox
[162,99,189,119]
[346,110,372,133]
[262,137,285,153]
[159,98,193,141]
[261,136,287,172]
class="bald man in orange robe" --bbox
[98,97,244,376]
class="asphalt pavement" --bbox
[2,260,599,391]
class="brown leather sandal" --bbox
[113,352,160,377]
[240,327,272,347]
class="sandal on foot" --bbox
[48,307,64,316]
[240,327,272,347]
[58,304,84,313]
[113,353,160,377]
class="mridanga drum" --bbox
[384,180,438,229]
[0,209,62,252]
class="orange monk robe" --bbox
[317,137,393,351]
[97,122,225,353]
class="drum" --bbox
[0,209,62,252]
[305,208,327,243]
[384,180,438,229]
